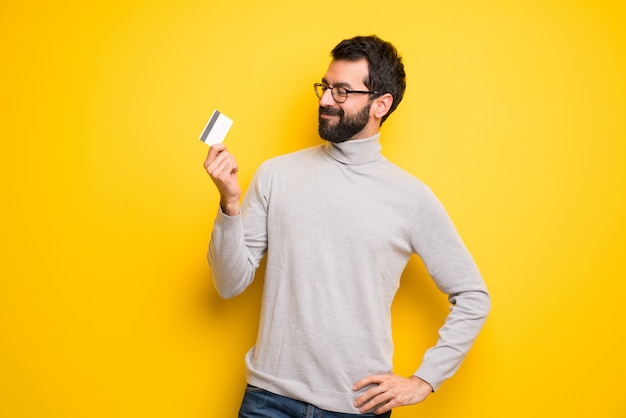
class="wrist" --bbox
[409,376,434,393]
[220,200,240,217]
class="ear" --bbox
[371,93,394,120]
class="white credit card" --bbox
[199,110,233,146]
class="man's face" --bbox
[317,59,375,143]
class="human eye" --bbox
[335,86,348,98]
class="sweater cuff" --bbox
[413,364,445,392]
[218,204,241,219]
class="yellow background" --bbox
[2,0,625,416]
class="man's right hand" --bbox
[204,144,242,216]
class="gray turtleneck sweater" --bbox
[208,134,490,414]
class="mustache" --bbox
[319,106,345,117]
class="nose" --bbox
[319,88,336,106]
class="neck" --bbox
[323,133,383,165]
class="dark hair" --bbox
[331,35,406,124]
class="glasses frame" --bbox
[313,83,380,103]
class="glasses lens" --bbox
[314,84,324,99]
[333,87,348,103]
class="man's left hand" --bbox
[352,374,433,414]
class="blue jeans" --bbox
[238,385,392,418]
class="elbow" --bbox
[478,290,491,319]
[209,263,253,300]
[212,276,250,299]
[207,244,258,299]
[214,285,240,300]
[451,288,491,320]
[472,288,491,321]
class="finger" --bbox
[354,385,385,409]
[353,374,384,391]
[373,401,393,415]
[206,149,236,176]
[357,392,391,414]
[204,143,228,169]
[209,156,238,182]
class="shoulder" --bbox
[257,145,324,173]
[266,145,322,164]
[372,160,449,220]
[379,159,431,194]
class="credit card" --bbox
[199,110,233,145]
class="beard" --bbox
[318,103,371,143]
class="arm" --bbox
[354,185,490,412]
[204,145,268,298]
[410,186,491,391]
[204,144,241,216]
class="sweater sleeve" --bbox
[207,166,269,299]
[411,186,491,391]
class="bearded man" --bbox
[204,35,490,417]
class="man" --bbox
[204,35,490,417]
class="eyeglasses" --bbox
[313,83,379,103]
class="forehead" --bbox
[322,58,369,88]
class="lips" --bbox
[319,106,344,118]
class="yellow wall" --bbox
[2,0,625,416]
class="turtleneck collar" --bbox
[322,133,383,165]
